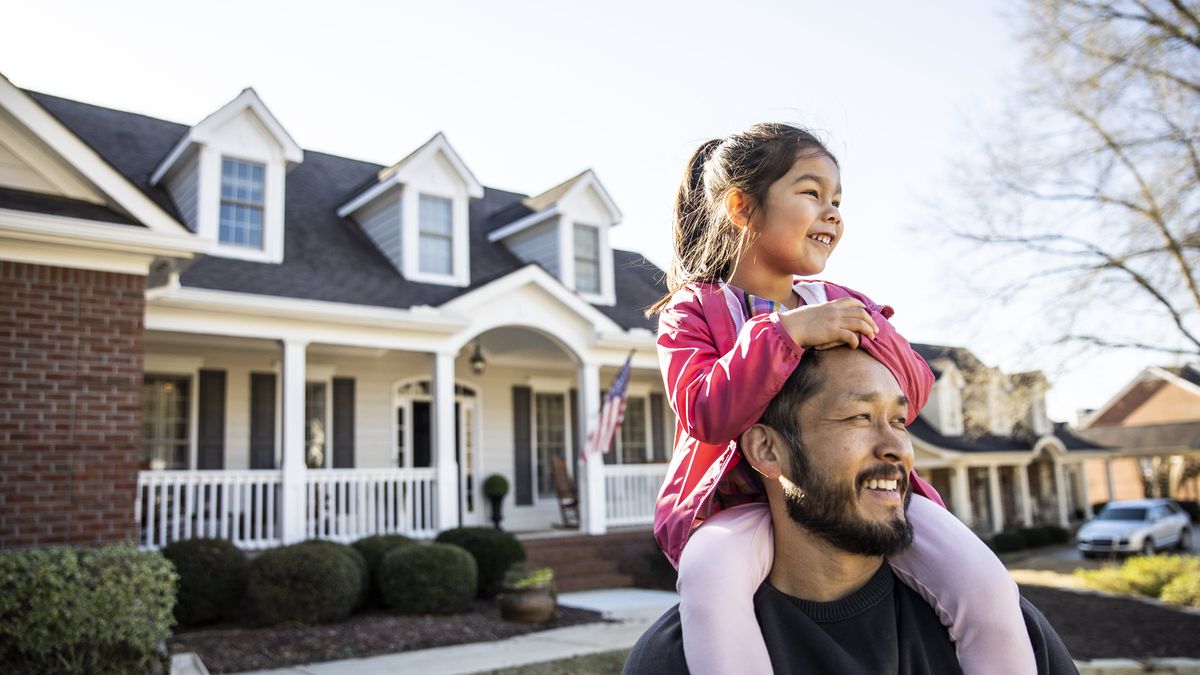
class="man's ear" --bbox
[741,424,784,481]
[723,188,754,230]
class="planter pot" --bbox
[498,586,556,623]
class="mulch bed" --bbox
[1019,584,1200,660]
[167,601,607,674]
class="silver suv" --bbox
[1076,498,1193,559]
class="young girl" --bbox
[649,123,1035,674]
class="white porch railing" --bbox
[306,468,437,543]
[605,463,668,527]
[137,468,438,550]
[137,470,283,551]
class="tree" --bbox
[954,0,1200,359]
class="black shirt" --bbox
[623,564,1078,675]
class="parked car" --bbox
[1076,498,1193,559]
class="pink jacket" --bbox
[654,280,943,567]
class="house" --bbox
[0,75,1111,556]
[0,75,673,550]
[907,344,1108,532]
[1076,365,1200,504]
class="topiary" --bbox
[435,527,527,598]
[161,537,248,627]
[378,543,477,614]
[483,474,510,499]
[248,542,360,625]
[296,539,369,610]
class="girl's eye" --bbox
[801,190,819,198]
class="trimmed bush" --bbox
[990,531,1027,553]
[1043,525,1070,545]
[248,542,360,625]
[352,534,415,578]
[0,545,177,674]
[1076,554,1200,598]
[297,539,370,610]
[1160,571,1200,607]
[378,543,477,614]
[162,537,248,627]
[435,526,526,598]
[1019,527,1050,548]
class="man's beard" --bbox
[779,431,915,557]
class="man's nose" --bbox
[872,422,914,469]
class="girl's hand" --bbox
[779,298,879,350]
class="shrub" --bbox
[1076,555,1200,598]
[483,474,510,499]
[1043,525,1070,545]
[352,534,414,579]
[378,543,477,614]
[435,527,526,598]
[1160,571,1200,607]
[248,542,360,625]
[161,537,248,627]
[297,539,369,610]
[1019,527,1050,549]
[0,545,177,675]
[990,531,1027,553]
[1178,501,1200,524]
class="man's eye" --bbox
[832,200,841,208]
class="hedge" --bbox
[161,537,248,627]
[248,542,361,625]
[378,543,477,614]
[0,545,177,674]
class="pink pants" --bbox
[677,498,1036,675]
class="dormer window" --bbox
[219,158,265,248]
[418,193,454,275]
[573,223,600,294]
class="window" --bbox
[305,382,327,469]
[574,223,600,294]
[535,393,567,499]
[618,396,648,464]
[219,158,265,248]
[418,194,454,275]
[141,375,190,470]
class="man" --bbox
[624,347,1077,674]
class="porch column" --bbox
[432,351,459,532]
[1104,460,1116,501]
[1017,464,1034,526]
[950,464,973,526]
[988,465,1005,533]
[578,361,606,535]
[1053,461,1070,526]
[1076,464,1093,519]
[280,339,308,544]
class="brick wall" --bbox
[0,261,145,547]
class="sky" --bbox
[3,0,1188,422]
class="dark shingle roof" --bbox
[0,186,137,225]
[911,343,987,376]
[909,417,1029,453]
[1166,364,1200,388]
[25,91,665,330]
[1053,422,1108,451]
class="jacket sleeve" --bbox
[657,288,804,445]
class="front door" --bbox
[395,382,480,526]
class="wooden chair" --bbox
[551,457,580,529]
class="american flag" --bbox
[584,354,633,460]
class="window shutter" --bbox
[569,388,581,471]
[197,369,226,469]
[513,386,533,505]
[332,377,355,468]
[250,373,276,469]
[650,392,667,462]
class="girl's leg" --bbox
[890,495,1037,675]
[677,502,775,675]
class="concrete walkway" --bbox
[228,589,679,675]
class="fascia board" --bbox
[1078,367,1157,429]
[486,206,559,242]
[390,133,484,199]
[154,287,469,333]
[563,169,623,226]
[1149,366,1200,399]
[0,75,188,235]
[0,207,209,257]
[336,174,399,218]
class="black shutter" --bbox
[197,369,226,469]
[513,386,533,506]
[250,373,276,469]
[332,377,355,468]
[650,393,667,462]
[569,388,581,471]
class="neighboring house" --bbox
[1076,365,1200,504]
[907,344,1108,532]
[0,75,673,551]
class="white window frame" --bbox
[217,157,267,250]
[304,367,335,469]
[560,218,615,305]
[141,354,204,471]
[572,222,602,295]
[526,378,574,505]
[416,193,455,276]
[195,146,286,264]
[401,188,470,287]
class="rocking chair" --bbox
[551,457,580,529]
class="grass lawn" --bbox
[482,649,631,674]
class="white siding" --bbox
[165,154,201,231]
[355,187,403,273]
[505,218,560,276]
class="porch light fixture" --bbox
[470,340,487,375]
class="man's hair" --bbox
[759,349,826,441]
